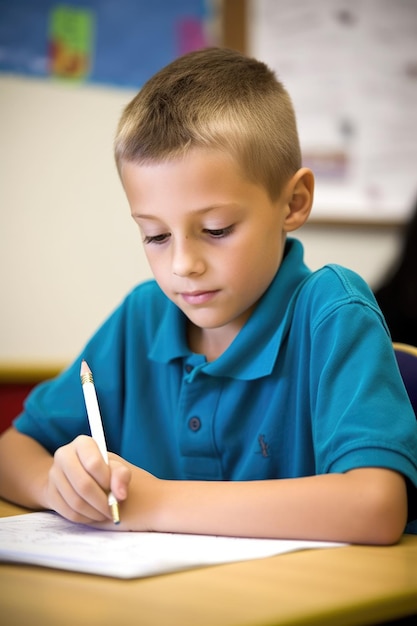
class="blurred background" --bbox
[0,1,416,418]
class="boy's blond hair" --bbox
[115,47,301,200]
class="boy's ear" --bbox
[282,168,314,232]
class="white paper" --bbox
[0,511,346,579]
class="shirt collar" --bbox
[149,238,311,380]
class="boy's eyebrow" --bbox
[132,203,240,220]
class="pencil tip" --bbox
[80,360,90,375]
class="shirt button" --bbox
[185,364,193,373]
[188,417,201,431]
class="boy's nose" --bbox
[172,239,205,277]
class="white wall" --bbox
[0,74,402,369]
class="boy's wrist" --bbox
[26,458,54,512]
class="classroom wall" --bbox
[0,74,147,369]
[0,73,403,369]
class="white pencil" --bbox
[80,360,120,524]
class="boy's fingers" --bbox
[47,468,109,523]
[51,437,113,520]
[73,435,111,489]
[109,460,131,501]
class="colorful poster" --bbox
[0,0,212,88]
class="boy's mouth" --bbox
[180,290,219,305]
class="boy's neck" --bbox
[187,323,239,362]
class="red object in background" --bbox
[0,384,36,433]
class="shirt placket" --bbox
[178,359,223,479]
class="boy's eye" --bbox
[205,225,234,238]
[143,233,170,245]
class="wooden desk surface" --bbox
[1,499,416,626]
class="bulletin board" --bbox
[248,0,417,225]
[0,0,212,89]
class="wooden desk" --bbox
[1,499,416,626]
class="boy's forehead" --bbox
[119,149,245,185]
[120,152,274,218]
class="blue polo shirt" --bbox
[14,238,417,522]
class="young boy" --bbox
[0,48,416,544]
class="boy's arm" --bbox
[0,427,53,509]
[0,427,127,523]
[0,427,408,545]
[115,464,408,545]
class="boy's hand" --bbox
[45,435,130,525]
[91,460,165,531]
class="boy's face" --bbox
[121,148,293,353]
